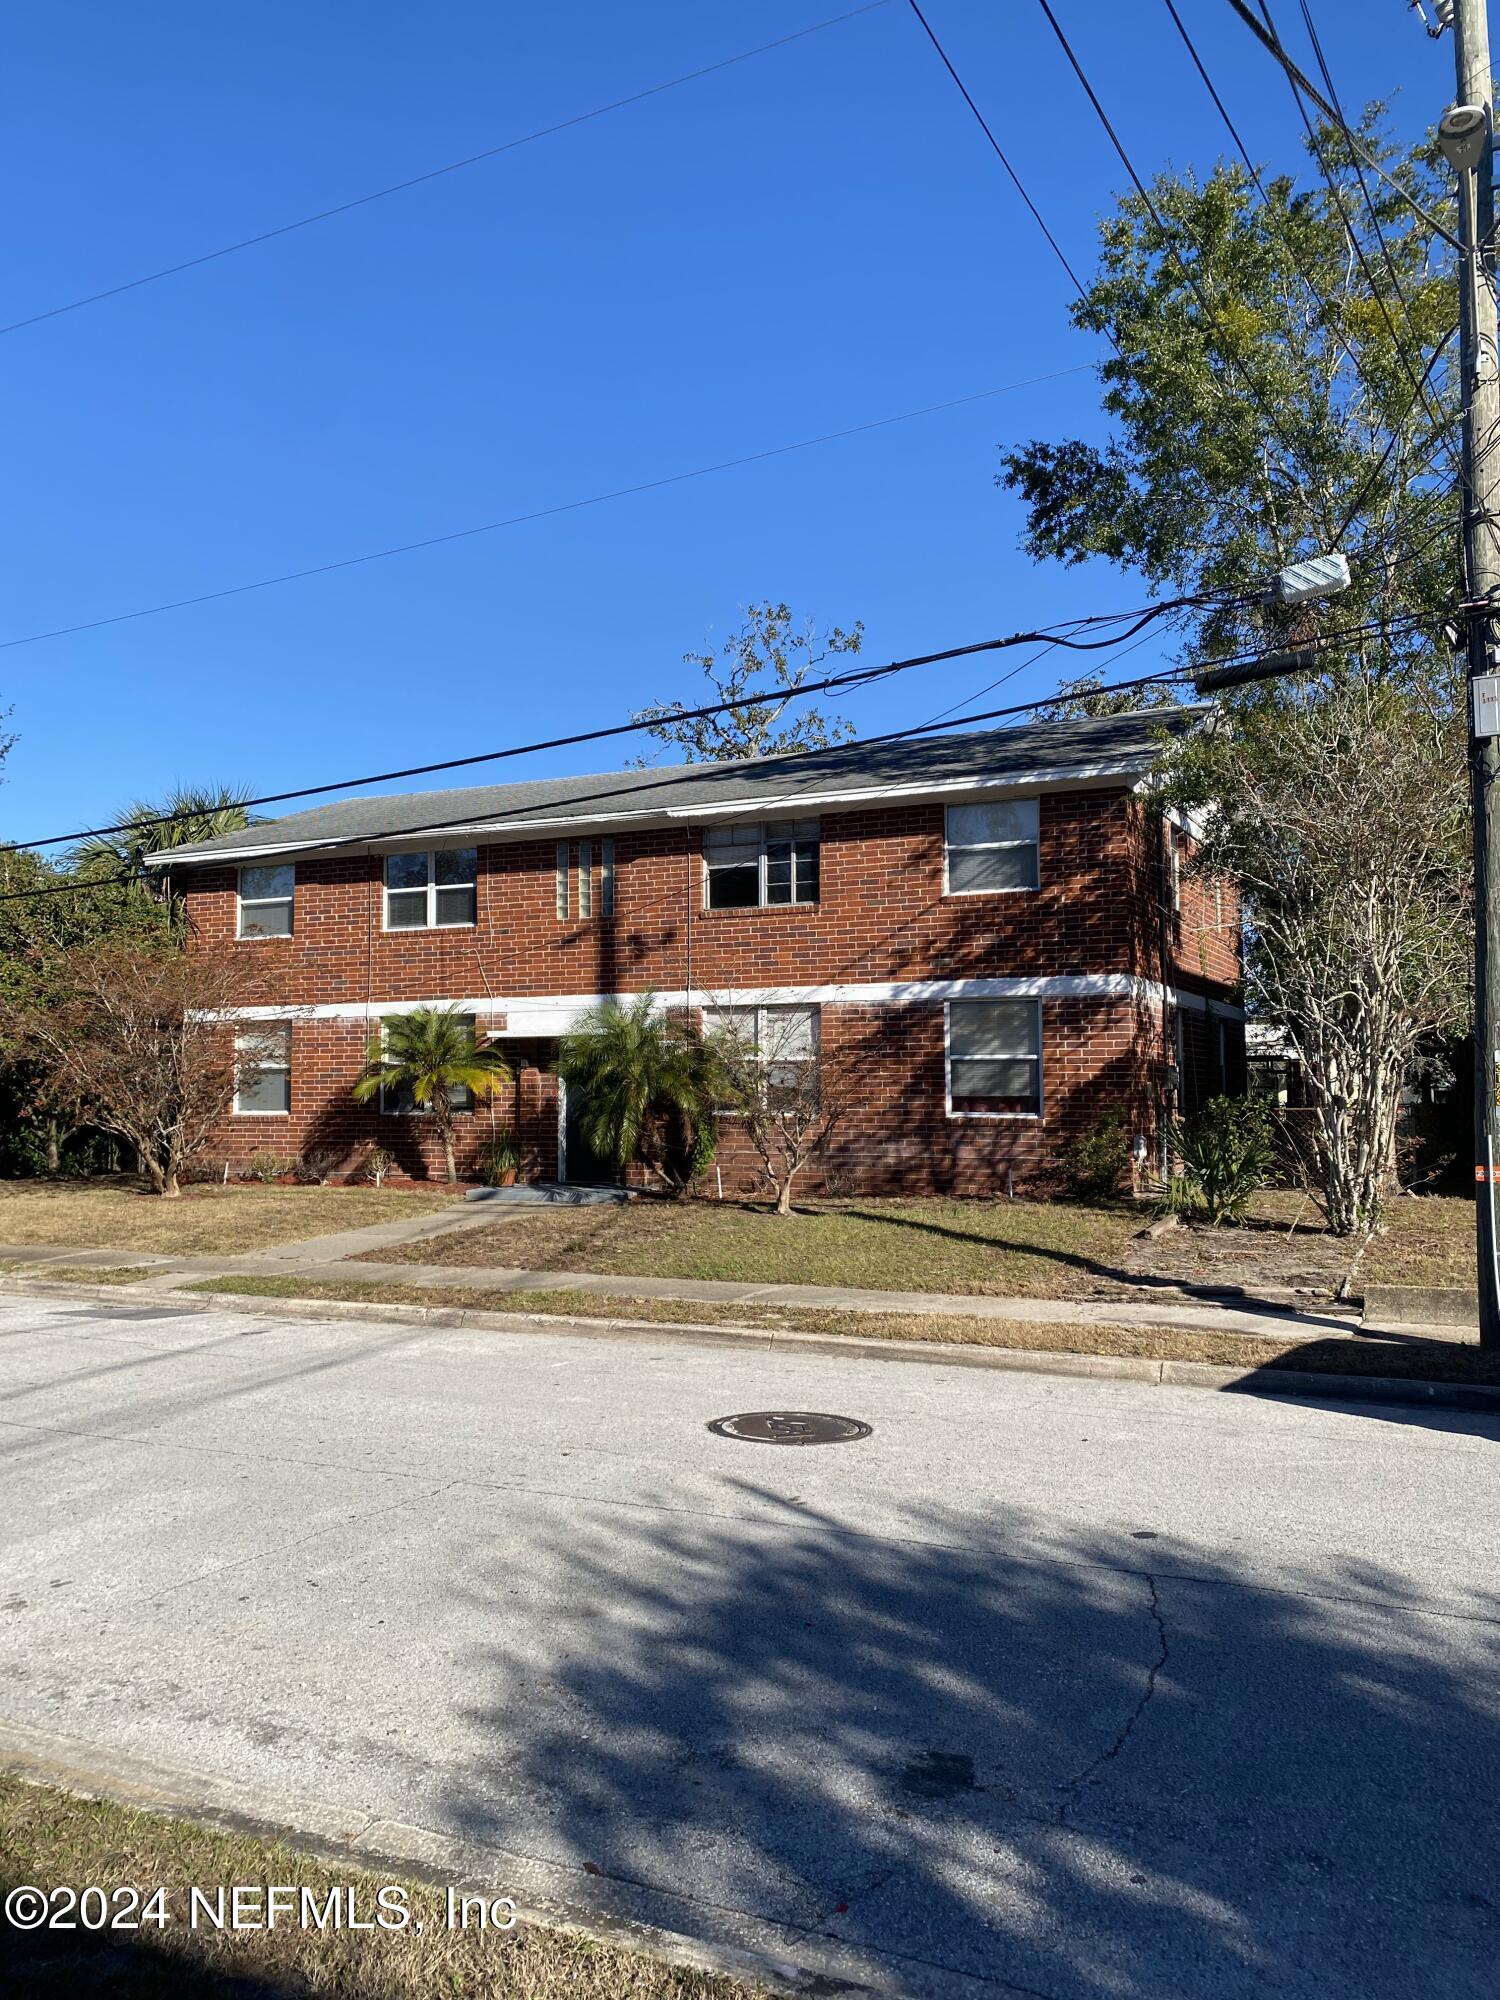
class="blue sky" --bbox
[0,0,1451,841]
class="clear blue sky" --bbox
[0,0,1451,841]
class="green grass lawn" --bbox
[360,1197,1144,1298]
[1,1775,762,1999]
[0,1181,459,1255]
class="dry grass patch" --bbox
[0,1262,154,1285]
[1123,1191,1476,1296]
[0,1774,769,1999]
[0,1181,459,1256]
[363,1197,1142,1298]
[185,1276,1498,1386]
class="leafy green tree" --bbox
[632,601,863,763]
[997,117,1467,1233]
[352,1008,511,1184]
[556,994,720,1194]
[0,846,173,1174]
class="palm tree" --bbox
[74,784,257,874]
[557,993,719,1194]
[351,1008,511,1184]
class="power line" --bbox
[0,596,1432,904]
[1326,321,1460,549]
[0,369,1090,652]
[1160,0,1397,399]
[902,0,1103,325]
[0,609,1436,909]
[1261,0,1462,484]
[1,601,1204,858]
[1164,0,1461,584]
[1221,0,1462,250]
[1033,0,1337,500]
[0,3,892,340]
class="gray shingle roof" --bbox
[151,704,1206,868]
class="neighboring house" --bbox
[152,707,1243,1194]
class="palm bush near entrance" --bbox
[352,1008,511,1184]
[557,994,720,1196]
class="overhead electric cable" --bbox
[902,0,1105,328]
[1326,321,1460,548]
[1160,0,1398,402]
[1256,0,1461,482]
[0,608,1432,898]
[1221,0,1462,249]
[2,601,1206,857]
[1033,0,1338,498]
[0,3,891,338]
[0,370,1093,652]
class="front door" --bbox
[562,1078,613,1185]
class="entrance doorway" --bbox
[561,1078,614,1186]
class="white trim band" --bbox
[219,975,1243,1029]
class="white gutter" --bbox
[145,758,1159,870]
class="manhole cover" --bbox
[707,1411,872,1446]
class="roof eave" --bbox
[144,755,1163,871]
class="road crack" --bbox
[1056,1571,1169,1821]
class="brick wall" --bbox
[186,789,1206,1004]
[184,784,1242,1191]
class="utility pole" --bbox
[1443,0,1500,1347]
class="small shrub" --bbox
[294,1147,346,1186]
[243,1151,297,1186]
[1061,1108,1132,1199]
[360,1146,398,1189]
[476,1129,522,1186]
[1171,1095,1276,1226]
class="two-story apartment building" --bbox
[155,706,1243,1195]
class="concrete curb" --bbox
[7,1270,1500,1416]
[0,1720,1007,1999]
[1362,1283,1479,1327]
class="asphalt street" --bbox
[1,1291,1497,1998]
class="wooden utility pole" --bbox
[1448,0,1500,1346]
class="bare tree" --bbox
[708,1005,862,1215]
[13,941,269,1197]
[1174,686,1469,1235]
[631,601,863,764]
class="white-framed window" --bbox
[234,1025,291,1115]
[703,820,819,909]
[944,800,1039,895]
[237,863,294,938]
[379,1012,477,1115]
[600,838,615,917]
[946,1000,1041,1117]
[704,1003,819,1092]
[383,848,477,930]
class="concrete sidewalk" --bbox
[0,1231,1455,1345]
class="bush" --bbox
[358,1146,398,1188]
[243,1151,297,1185]
[1061,1108,1132,1199]
[476,1129,522,1186]
[1171,1095,1276,1226]
[294,1147,345,1185]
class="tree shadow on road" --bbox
[440,1486,1500,1999]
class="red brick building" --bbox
[157,708,1243,1194]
